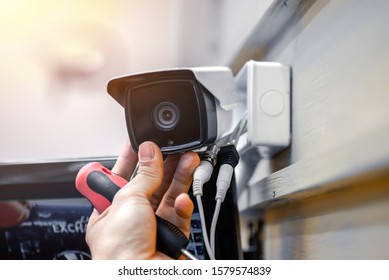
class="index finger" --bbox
[111,141,138,180]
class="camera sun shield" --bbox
[107,70,218,154]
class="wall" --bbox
[233,0,389,259]
[175,0,273,67]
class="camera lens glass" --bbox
[153,102,180,131]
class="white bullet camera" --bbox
[107,67,238,154]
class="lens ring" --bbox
[153,102,180,131]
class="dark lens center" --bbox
[162,109,173,122]
[153,102,180,131]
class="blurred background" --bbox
[1,0,389,260]
[0,0,272,162]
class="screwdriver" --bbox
[75,162,197,260]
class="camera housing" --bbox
[107,67,238,154]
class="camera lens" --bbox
[153,102,180,131]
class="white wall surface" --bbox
[233,0,389,259]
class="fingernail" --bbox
[139,142,155,161]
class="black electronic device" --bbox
[107,67,237,154]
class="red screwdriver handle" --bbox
[75,162,189,259]
[75,162,128,213]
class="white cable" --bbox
[196,195,215,260]
[214,111,248,148]
[210,163,235,256]
[231,112,248,146]
[192,156,216,260]
[130,162,139,180]
[192,161,213,197]
[215,164,234,202]
[210,199,222,255]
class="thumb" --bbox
[127,141,164,198]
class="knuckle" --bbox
[114,186,132,200]
[174,169,192,187]
[162,193,176,207]
[137,165,161,181]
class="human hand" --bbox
[85,141,200,259]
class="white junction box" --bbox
[235,60,291,157]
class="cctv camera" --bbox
[107,67,238,154]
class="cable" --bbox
[130,162,139,180]
[210,145,240,257]
[192,146,218,260]
[192,114,245,259]
[192,160,214,197]
[210,199,222,254]
[196,196,214,260]
[231,112,248,146]
[214,111,248,148]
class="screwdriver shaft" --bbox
[181,248,198,260]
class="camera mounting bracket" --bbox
[235,61,291,158]
[191,66,239,111]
